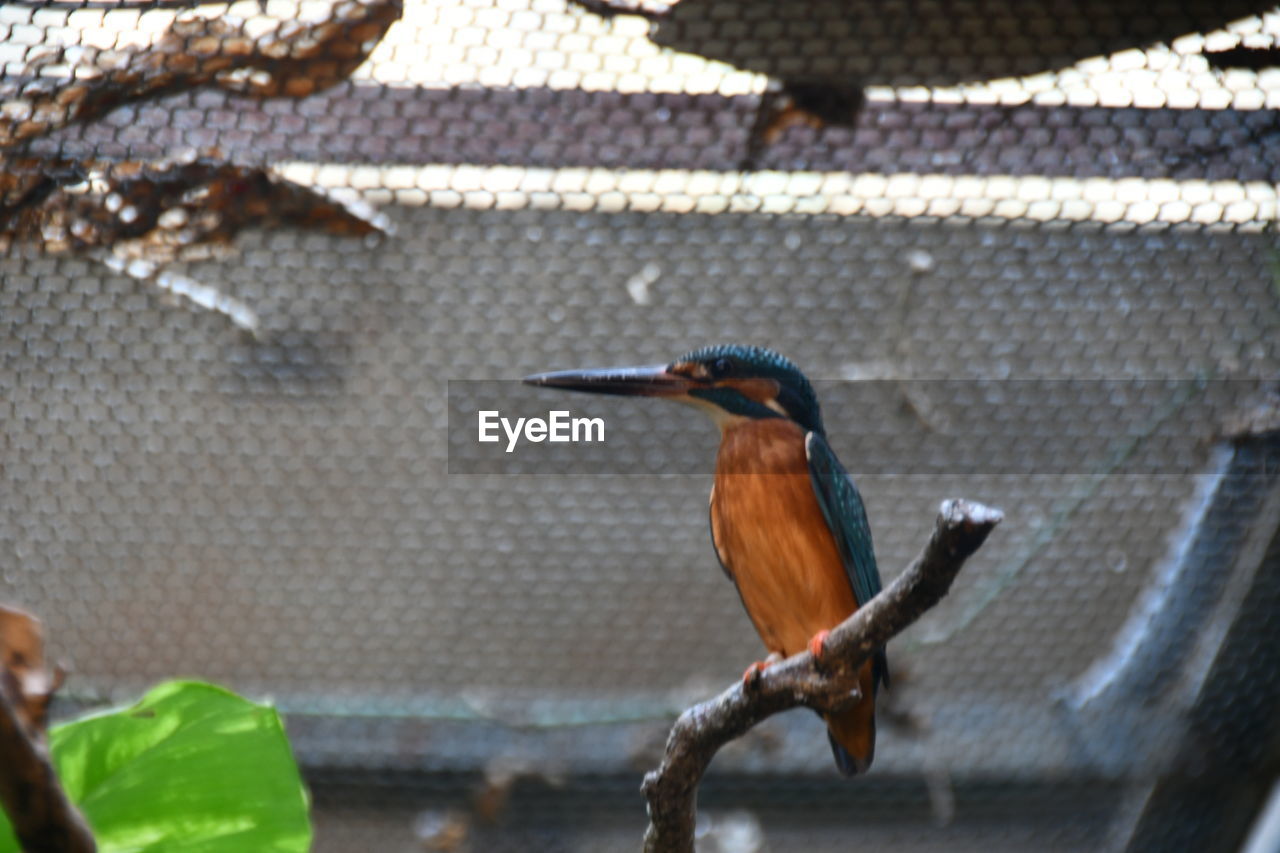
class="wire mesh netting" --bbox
[3,1,1280,851]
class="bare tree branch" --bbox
[0,606,96,853]
[640,498,1004,853]
[0,0,403,149]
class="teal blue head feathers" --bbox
[668,345,824,435]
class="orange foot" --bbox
[807,629,831,664]
[742,660,768,687]
[741,652,784,690]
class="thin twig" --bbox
[641,498,1003,853]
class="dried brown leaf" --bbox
[0,605,62,739]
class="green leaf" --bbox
[0,680,311,853]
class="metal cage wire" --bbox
[2,1,1280,851]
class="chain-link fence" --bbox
[3,1,1280,850]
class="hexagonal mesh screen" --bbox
[3,0,1279,851]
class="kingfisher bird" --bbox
[525,344,888,775]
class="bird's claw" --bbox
[807,629,831,664]
[741,652,784,691]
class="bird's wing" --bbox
[806,430,890,689]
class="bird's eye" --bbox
[711,357,733,376]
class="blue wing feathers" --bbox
[806,432,890,691]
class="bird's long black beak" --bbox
[523,364,692,398]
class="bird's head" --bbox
[524,344,824,435]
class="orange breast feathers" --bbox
[709,418,860,656]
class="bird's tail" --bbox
[823,658,878,776]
